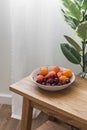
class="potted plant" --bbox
[60,0,87,78]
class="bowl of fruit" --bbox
[30,66,75,91]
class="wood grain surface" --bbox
[10,76,87,130]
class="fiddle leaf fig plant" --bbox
[60,0,87,78]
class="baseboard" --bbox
[11,114,21,120]
[0,94,12,105]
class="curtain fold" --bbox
[10,0,64,83]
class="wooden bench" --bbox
[36,120,71,130]
[10,76,87,130]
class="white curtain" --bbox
[10,0,81,119]
[10,0,63,83]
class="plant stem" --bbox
[80,63,83,68]
[82,41,86,72]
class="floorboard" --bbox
[0,104,78,130]
[0,104,48,130]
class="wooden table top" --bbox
[10,76,87,128]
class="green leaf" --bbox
[74,0,83,8]
[64,35,81,52]
[62,0,82,20]
[76,21,87,40]
[78,72,86,78]
[62,9,80,29]
[61,43,81,64]
[82,0,87,10]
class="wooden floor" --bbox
[0,104,79,130]
[0,104,48,130]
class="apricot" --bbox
[59,75,67,82]
[39,67,48,76]
[52,66,60,73]
[62,69,72,78]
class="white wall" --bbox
[0,0,81,98]
[0,0,11,95]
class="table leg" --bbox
[21,97,33,130]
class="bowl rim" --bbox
[30,66,75,91]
